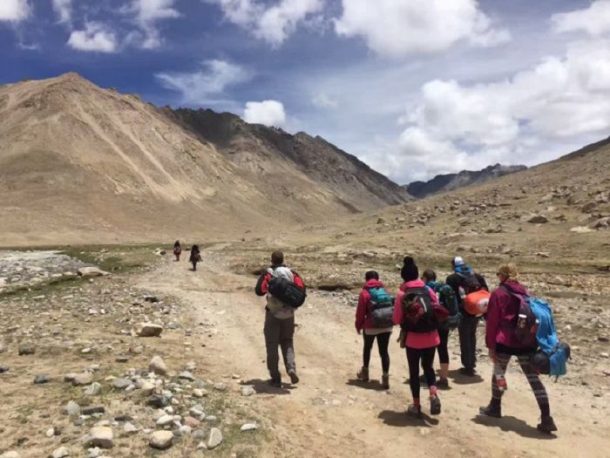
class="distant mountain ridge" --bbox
[405,163,527,198]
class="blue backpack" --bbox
[367,287,394,328]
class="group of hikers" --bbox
[172,240,201,271]
[252,251,563,434]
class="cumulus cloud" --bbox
[334,0,510,57]
[207,0,324,46]
[156,59,250,105]
[243,100,286,126]
[52,0,72,23]
[0,0,30,21]
[67,22,118,53]
[394,38,610,180]
[552,0,610,36]
[129,0,180,49]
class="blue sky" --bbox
[2,0,610,184]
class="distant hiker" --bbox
[480,263,557,433]
[189,245,201,271]
[255,251,306,388]
[422,269,460,389]
[355,270,394,389]
[173,240,182,262]
[446,256,489,376]
[394,257,447,417]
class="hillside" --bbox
[405,164,527,198]
[0,73,409,246]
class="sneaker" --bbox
[268,378,282,388]
[430,395,441,415]
[537,416,557,434]
[381,374,390,390]
[357,366,369,382]
[459,367,476,376]
[436,378,450,389]
[288,371,300,385]
[406,404,422,418]
[478,403,502,418]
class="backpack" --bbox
[457,272,490,316]
[432,283,461,330]
[401,287,446,332]
[500,285,539,348]
[367,287,394,328]
[268,272,307,309]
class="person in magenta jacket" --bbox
[480,263,557,434]
[393,257,442,417]
[355,271,393,389]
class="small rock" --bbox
[0,452,21,458]
[527,215,548,224]
[84,382,102,396]
[149,356,168,375]
[84,427,113,449]
[64,401,81,417]
[213,383,227,392]
[82,406,105,415]
[192,388,207,398]
[112,378,131,390]
[149,430,173,450]
[184,416,200,428]
[240,386,255,396]
[34,374,50,384]
[178,371,195,381]
[77,267,109,278]
[147,394,170,408]
[18,343,36,355]
[156,415,174,427]
[598,336,609,343]
[72,373,93,386]
[240,423,258,432]
[137,323,163,337]
[0,366,9,373]
[207,427,223,449]
[51,446,70,458]
[123,422,138,434]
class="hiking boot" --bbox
[459,367,476,376]
[357,366,369,382]
[381,373,390,390]
[268,378,282,388]
[436,378,450,389]
[537,416,558,434]
[288,371,300,385]
[479,403,502,418]
[430,395,442,415]
[406,404,422,418]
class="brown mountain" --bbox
[0,73,409,246]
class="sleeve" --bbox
[485,290,501,350]
[355,290,368,331]
[477,273,489,291]
[292,271,305,289]
[255,272,271,296]
[393,290,404,326]
[446,274,462,301]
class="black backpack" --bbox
[268,276,307,308]
[458,272,482,294]
[402,287,437,332]
[367,287,394,328]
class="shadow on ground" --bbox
[378,410,440,427]
[473,414,557,439]
[241,378,293,395]
[448,369,484,385]
[346,378,388,391]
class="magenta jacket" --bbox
[485,280,530,351]
[393,279,440,349]
[355,279,387,331]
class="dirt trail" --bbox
[137,252,609,458]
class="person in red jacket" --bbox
[355,271,393,389]
[393,257,442,417]
[480,263,557,434]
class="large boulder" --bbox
[527,214,549,224]
[84,426,113,449]
[137,323,163,337]
[77,267,109,278]
[149,355,168,375]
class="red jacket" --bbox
[255,267,305,296]
[355,279,387,331]
[485,280,530,351]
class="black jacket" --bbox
[446,271,488,313]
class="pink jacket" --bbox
[485,280,531,350]
[355,279,387,331]
[393,279,440,349]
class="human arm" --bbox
[393,290,404,326]
[355,289,369,333]
[477,273,489,292]
[485,289,501,352]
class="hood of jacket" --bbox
[400,279,425,291]
[363,279,384,290]
[499,279,528,296]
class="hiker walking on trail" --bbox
[422,269,460,389]
[446,256,489,376]
[355,271,393,389]
[255,251,306,388]
[173,240,182,262]
[479,263,557,433]
[189,245,201,271]
[394,257,447,417]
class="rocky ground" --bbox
[1,244,608,457]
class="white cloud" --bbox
[52,0,72,23]
[243,100,286,126]
[552,0,610,36]
[334,0,510,57]
[312,92,338,109]
[208,0,324,46]
[67,22,118,53]
[394,38,610,180]
[130,0,180,49]
[0,0,30,21]
[156,60,250,105]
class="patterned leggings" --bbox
[492,352,550,417]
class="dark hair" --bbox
[401,256,419,282]
[365,270,379,281]
[271,250,284,266]
[191,245,199,252]
[422,269,436,282]
[174,240,180,247]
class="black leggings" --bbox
[406,347,436,400]
[437,329,450,364]
[362,332,391,373]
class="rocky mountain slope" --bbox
[405,163,527,198]
[0,73,409,246]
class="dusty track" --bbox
[137,251,609,458]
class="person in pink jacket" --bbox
[480,263,556,433]
[393,257,442,417]
[355,271,393,389]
